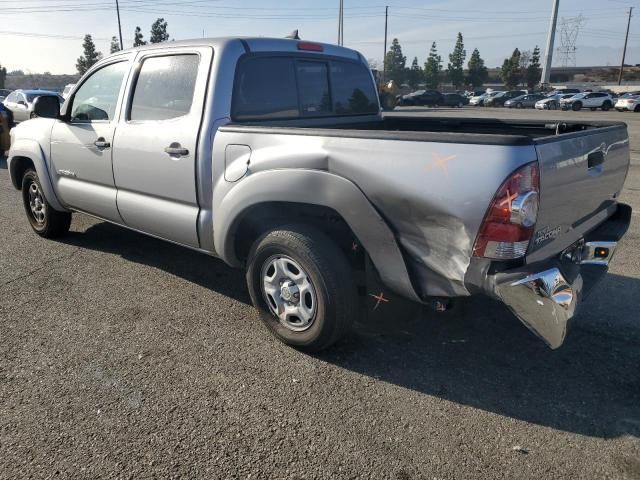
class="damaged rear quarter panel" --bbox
[232,130,539,298]
[323,136,539,297]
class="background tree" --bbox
[384,38,406,85]
[500,48,522,89]
[76,34,102,75]
[466,48,488,88]
[407,57,422,89]
[150,18,170,44]
[424,41,442,90]
[110,36,121,53]
[0,63,7,89]
[133,26,147,47]
[447,32,466,89]
[526,46,542,90]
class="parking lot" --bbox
[1,107,639,479]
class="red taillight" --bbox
[297,42,324,52]
[473,162,540,259]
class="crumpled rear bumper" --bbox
[491,203,632,349]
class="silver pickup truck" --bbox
[7,37,632,352]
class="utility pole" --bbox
[382,6,388,84]
[337,0,344,46]
[618,7,633,85]
[115,0,123,51]
[541,0,560,87]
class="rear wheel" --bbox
[246,224,357,352]
[21,169,71,238]
[635,105,640,112]
[602,101,612,111]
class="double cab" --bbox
[7,37,632,351]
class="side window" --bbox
[71,62,128,122]
[129,54,199,121]
[233,57,298,120]
[6,92,17,103]
[296,61,331,116]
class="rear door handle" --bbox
[94,138,110,149]
[164,143,189,157]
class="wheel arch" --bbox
[8,140,67,212]
[214,169,421,302]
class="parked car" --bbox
[485,90,527,107]
[504,93,546,108]
[619,91,640,98]
[535,93,575,110]
[615,94,640,112]
[397,89,444,107]
[545,88,581,97]
[0,88,12,102]
[442,93,469,107]
[469,92,489,106]
[62,84,76,99]
[465,89,485,98]
[560,92,614,111]
[2,89,64,122]
[6,36,632,352]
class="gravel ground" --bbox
[1,108,639,479]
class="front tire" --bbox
[246,225,357,352]
[21,169,71,238]
[572,102,582,111]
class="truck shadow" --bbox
[61,221,640,439]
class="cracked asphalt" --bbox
[1,108,639,479]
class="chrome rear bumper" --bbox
[491,203,631,349]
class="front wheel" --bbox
[572,102,582,111]
[550,101,558,110]
[246,225,357,352]
[516,102,523,109]
[21,169,71,238]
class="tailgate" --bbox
[528,124,630,262]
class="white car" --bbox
[535,93,576,110]
[560,92,614,111]
[615,94,640,112]
[469,93,488,106]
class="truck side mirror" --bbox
[32,95,60,119]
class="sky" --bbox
[0,0,638,74]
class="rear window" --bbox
[232,56,378,121]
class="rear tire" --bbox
[21,169,71,238]
[635,105,640,112]
[602,101,611,111]
[246,224,357,352]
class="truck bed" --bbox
[218,115,629,298]
[226,116,626,145]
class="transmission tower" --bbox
[556,14,584,67]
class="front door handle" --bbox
[94,138,110,149]
[164,143,189,157]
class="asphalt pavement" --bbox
[1,108,639,479]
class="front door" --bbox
[112,48,212,247]
[50,59,130,222]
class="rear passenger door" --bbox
[112,48,213,248]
